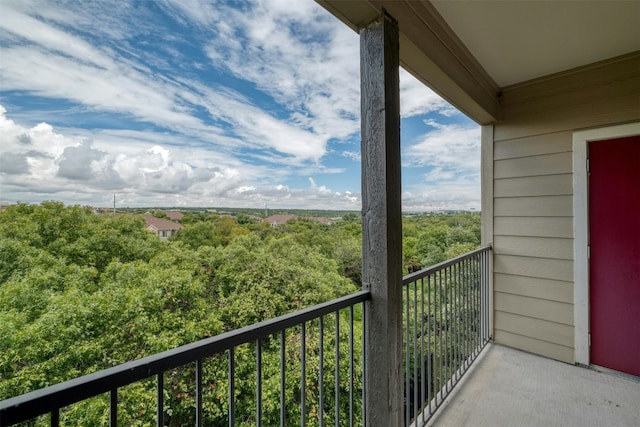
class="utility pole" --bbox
[113,193,116,213]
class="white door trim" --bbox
[572,122,640,366]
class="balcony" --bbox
[2,246,638,426]
[1,247,491,426]
[2,3,638,426]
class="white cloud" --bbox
[0,0,354,165]
[57,140,107,180]
[176,0,362,140]
[342,151,361,161]
[404,120,480,182]
[0,105,363,209]
[399,69,458,118]
[401,120,481,210]
[0,1,479,211]
[402,183,481,212]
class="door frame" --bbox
[573,122,640,366]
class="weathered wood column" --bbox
[360,12,403,427]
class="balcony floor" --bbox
[427,343,640,427]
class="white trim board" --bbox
[572,122,640,366]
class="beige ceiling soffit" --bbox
[318,0,501,123]
[401,36,497,125]
[501,51,640,102]
[315,0,379,32]
[404,1,498,101]
[379,0,500,123]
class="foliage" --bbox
[0,203,480,425]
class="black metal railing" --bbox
[2,247,492,427]
[0,291,370,427]
[403,246,491,426]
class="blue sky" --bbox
[0,0,480,211]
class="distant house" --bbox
[164,211,184,222]
[313,217,334,225]
[265,214,298,227]
[144,214,182,239]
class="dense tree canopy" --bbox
[0,202,480,425]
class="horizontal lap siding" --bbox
[494,174,572,197]
[493,123,576,361]
[489,53,640,364]
[494,217,573,238]
[494,274,572,304]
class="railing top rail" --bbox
[402,245,492,286]
[0,290,370,425]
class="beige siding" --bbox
[495,174,572,198]
[494,236,573,260]
[494,255,573,283]
[494,132,571,160]
[495,292,573,325]
[494,217,573,238]
[494,152,572,178]
[494,54,640,142]
[495,196,572,217]
[495,311,574,347]
[494,330,574,364]
[487,53,640,363]
[494,273,573,304]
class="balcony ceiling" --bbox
[430,0,640,88]
[317,0,640,123]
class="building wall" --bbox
[485,53,640,363]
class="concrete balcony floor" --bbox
[427,343,640,427]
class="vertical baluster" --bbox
[157,372,164,427]
[445,266,450,395]
[471,255,476,357]
[319,316,324,427]
[412,280,419,418]
[404,282,410,423]
[427,273,432,416]
[420,277,426,424]
[474,254,482,353]
[453,263,458,380]
[256,340,262,427]
[462,260,466,370]
[475,254,480,355]
[334,312,340,427]
[453,263,458,382]
[196,359,203,427]
[467,256,472,358]
[280,331,286,427]
[457,261,461,377]
[349,306,354,427]
[110,388,117,427]
[459,260,463,368]
[448,266,453,392]
[450,265,455,386]
[485,249,490,343]
[483,251,488,343]
[438,268,443,403]
[361,302,366,427]
[469,255,473,356]
[301,323,306,427]
[479,251,484,344]
[465,258,469,367]
[229,348,235,427]
[51,409,59,427]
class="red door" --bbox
[589,135,640,377]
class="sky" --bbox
[0,0,481,211]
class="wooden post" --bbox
[360,12,402,427]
